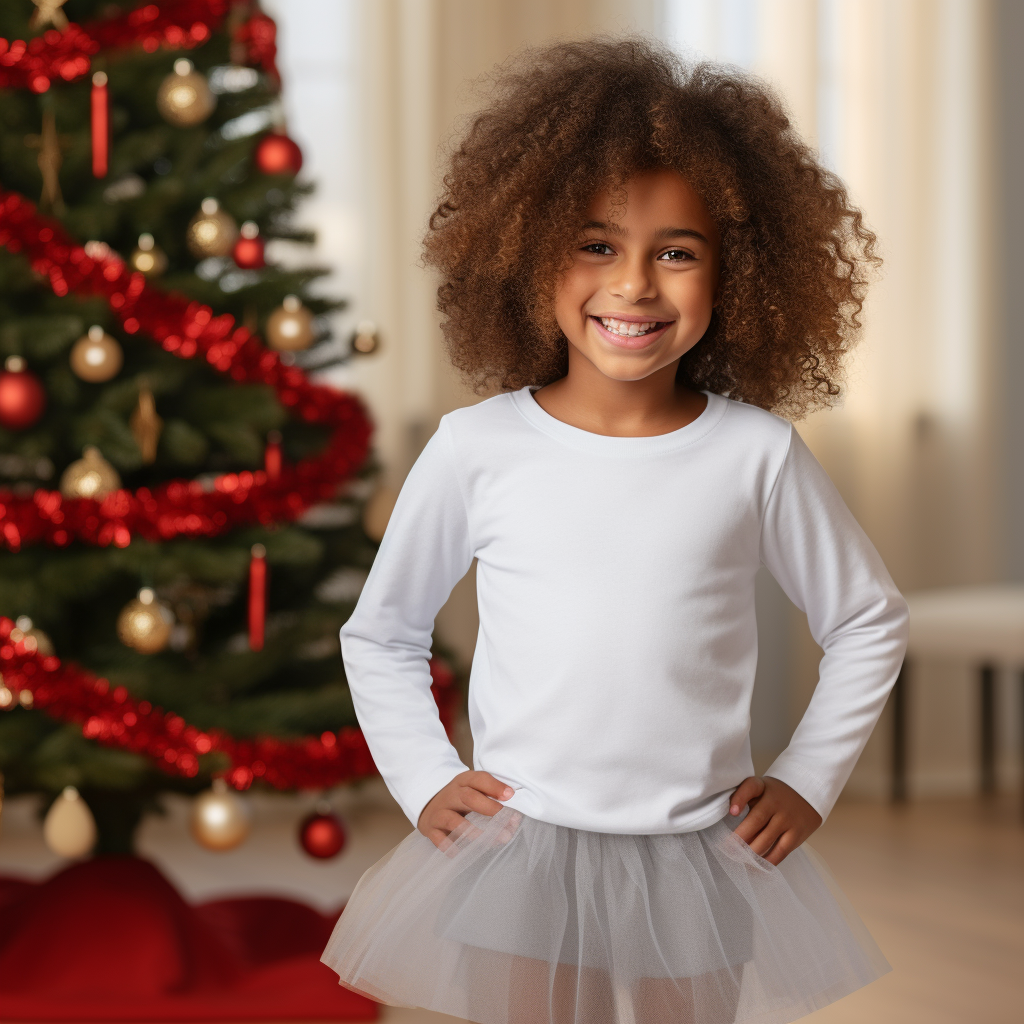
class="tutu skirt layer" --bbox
[322,807,888,1024]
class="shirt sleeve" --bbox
[760,427,909,820]
[340,416,474,827]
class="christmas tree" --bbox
[0,0,455,856]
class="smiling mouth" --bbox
[593,315,671,337]
[590,315,672,339]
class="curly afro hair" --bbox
[422,37,880,419]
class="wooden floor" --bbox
[377,796,1024,1024]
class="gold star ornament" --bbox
[30,0,69,30]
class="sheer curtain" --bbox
[664,0,1001,794]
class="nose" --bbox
[607,252,656,304]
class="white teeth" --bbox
[599,317,662,337]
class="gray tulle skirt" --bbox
[321,806,889,1024]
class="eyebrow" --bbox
[581,220,711,245]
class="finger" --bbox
[437,810,484,845]
[747,818,785,858]
[459,786,505,817]
[489,809,524,846]
[733,802,773,844]
[467,771,515,801]
[453,820,484,841]
[426,827,452,851]
[765,831,798,866]
[729,777,766,816]
[730,777,763,812]
[438,808,470,834]
[427,806,483,845]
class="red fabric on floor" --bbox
[0,857,377,1021]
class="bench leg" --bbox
[980,664,996,796]
[892,659,907,803]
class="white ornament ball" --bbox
[43,786,97,858]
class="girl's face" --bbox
[553,169,720,383]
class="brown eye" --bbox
[659,248,696,262]
[581,242,614,255]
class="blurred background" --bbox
[0,1,1021,1023]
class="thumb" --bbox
[729,776,766,816]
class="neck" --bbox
[532,348,706,437]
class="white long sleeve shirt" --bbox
[340,387,909,834]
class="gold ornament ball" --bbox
[350,319,380,356]
[266,295,315,351]
[43,786,97,858]
[157,58,216,127]
[60,446,121,500]
[117,587,174,654]
[70,325,123,383]
[129,233,168,277]
[191,778,251,852]
[186,197,239,258]
[15,615,54,657]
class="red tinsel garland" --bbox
[232,10,279,83]
[0,1,282,94]
[0,3,224,93]
[0,616,459,791]
[0,191,372,551]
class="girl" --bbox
[322,38,908,1024]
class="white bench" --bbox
[897,585,1024,808]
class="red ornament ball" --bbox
[254,132,303,176]
[0,357,46,430]
[299,810,346,859]
[232,223,265,269]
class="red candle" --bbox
[249,543,267,651]
[264,430,282,481]
[91,72,109,179]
